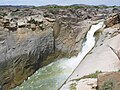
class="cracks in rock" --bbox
[108,45,120,60]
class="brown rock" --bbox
[105,13,120,27]
[98,72,120,90]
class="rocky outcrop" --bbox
[105,13,120,27]
[55,20,94,55]
[98,72,120,90]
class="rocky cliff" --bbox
[0,19,55,89]
[0,6,120,90]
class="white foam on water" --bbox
[77,22,104,62]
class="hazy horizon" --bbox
[0,0,120,6]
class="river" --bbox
[12,21,104,90]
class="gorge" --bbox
[12,21,105,90]
[0,5,120,90]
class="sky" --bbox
[0,0,120,6]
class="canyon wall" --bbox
[0,6,119,89]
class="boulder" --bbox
[31,24,36,30]
[17,19,28,27]
[7,21,17,31]
[27,15,44,23]
[45,17,55,22]
[98,72,120,90]
[105,13,120,27]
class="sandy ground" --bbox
[60,27,120,90]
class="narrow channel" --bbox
[12,21,104,90]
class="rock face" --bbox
[55,20,93,55]
[0,27,54,90]
[53,19,61,39]
[0,14,55,89]
[98,72,120,90]
[105,13,120,27]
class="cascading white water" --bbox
[76,21,104,62]
[13,21,104,90]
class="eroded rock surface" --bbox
[105,13,120,27]
[0,27,54,89]
[0,6,120,90]
[98,72,120,90]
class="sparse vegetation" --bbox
[0,12,7,17]
[36,5,120,9]
[70,83,77,90]
[72,71,102,81]
[101,81,113,90]
[48,8,59,15]
[29,18,36,24]
[32,6,36,9]
[118,69,120,72]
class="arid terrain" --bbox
[0,5,120,90]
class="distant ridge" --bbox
[71,4,90,6]
[0,5,34,8]
[0,4,119,8]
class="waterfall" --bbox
[77,21,104,63]
[13,21,104,90]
